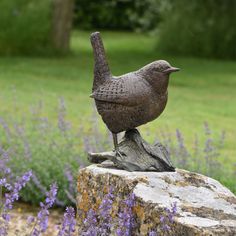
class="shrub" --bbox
[0,98,88,207]
[74,0,161,32]
[157,0,236,59]
[0,0,52,55]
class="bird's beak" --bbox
[164,67,180,74]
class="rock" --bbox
[88,129,175,172]
[77,164,236,236]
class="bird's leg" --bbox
[112,132,119,151]
[112,133,123,158]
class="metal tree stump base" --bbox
[88,129,175,172]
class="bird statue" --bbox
[89,32,179,170]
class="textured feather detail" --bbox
[92,74,149,106]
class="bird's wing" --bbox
[90,75,148,106]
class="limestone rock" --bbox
[77,164,236,236]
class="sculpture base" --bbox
[88,129,175,172]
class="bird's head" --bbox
[139,60,180,93]
[147,60,180,76]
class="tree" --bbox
[51,0,74,53]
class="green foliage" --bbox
[0,99,88,206]
[0,0,52,55]
[157,0,236,59]
[74,0,160,31]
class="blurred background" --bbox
[0,0,235,207]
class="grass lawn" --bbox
[0,30,235,176]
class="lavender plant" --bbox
[81,209,99,236]
[173,123,226,180]
[81,191,177,236]
[81,188,114,236]
[57,207,76,236]
[153,123,236,193]
[27,183,58,235]
[148,231,157,236]
[147,202,177,236]
[0,147,32,235]
[0,96,234,209]
[0,98,88,207]
[97,188,114,235]
[116,193,136,236]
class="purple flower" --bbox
[31,183,58,234]
[1,169,32,236]
[3,183,12,191]
[38,205,50,232]
[116,193,136,236]
[148,230,158,236]
[32,228,40,236]
[82,209,98,236]
[0,227,7,236]
[0,178,6,185]
[162,224,170,231]
[45,183,58,207]
[57,206,76,236]
[3,171,32,211]
[81,187,114,236]
[2,213,11,222]
[159,202,177,232]
[27,215,35,224]
[160,215,165,223]
[124,193,135,208]
[98,188,114,234]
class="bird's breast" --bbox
[144,92,168,122]
[95,90,168,133]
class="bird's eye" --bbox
[159,66,169,72]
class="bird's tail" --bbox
[90,32,111,92]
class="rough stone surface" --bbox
[77,164,236,236]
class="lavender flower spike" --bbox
[4,170,32,211]
[159,202,177,232]
[31,183,58,235]
[58,207,76,236]
[98,187,114,235]
[148,231,158,236]
[116,193,136,236]
[81,209,98,236]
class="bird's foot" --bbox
[115,149,125,160]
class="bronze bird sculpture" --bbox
[90,32,179,157]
